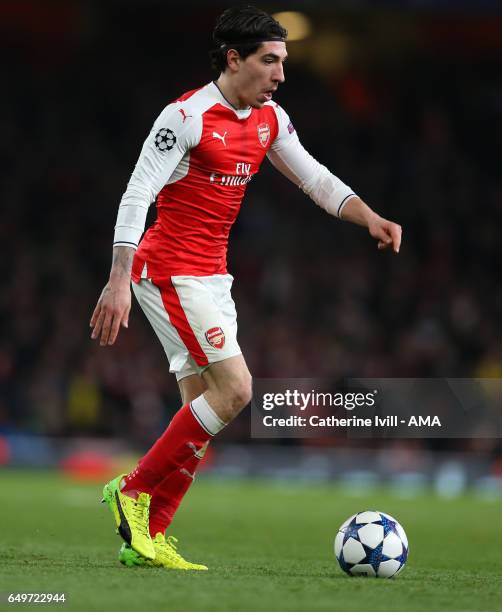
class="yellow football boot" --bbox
[118,533,208,570]
[101,474,155,560]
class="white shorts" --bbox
[132,274,241,381]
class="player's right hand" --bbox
[90,281,131,346]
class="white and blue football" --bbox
[334,511,409,578]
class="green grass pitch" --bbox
[1,469,502,611]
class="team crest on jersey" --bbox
[205,327,225,349]
[257,123,270,148]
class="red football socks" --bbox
[148,450,204,537]
[121,403,212,496]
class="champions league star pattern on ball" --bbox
[334,511,409,578]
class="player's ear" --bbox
[226,49,241,72]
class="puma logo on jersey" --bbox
[179,108,192,123]
[212,131,227,146]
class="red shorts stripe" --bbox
[159,280,209,367]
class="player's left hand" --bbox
[368,215,402,253]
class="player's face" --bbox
[238,41,287,108]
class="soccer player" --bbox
[90,6,402,570]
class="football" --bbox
[334,511,409,578]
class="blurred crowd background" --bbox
[1,1,502,478]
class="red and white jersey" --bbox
[114,81,356,283]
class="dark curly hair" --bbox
[210,6,287,73]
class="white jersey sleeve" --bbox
[113,103,202,248]
[267,104,357,218]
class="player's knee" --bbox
[224,372,252,417]
[232,373,253,410]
